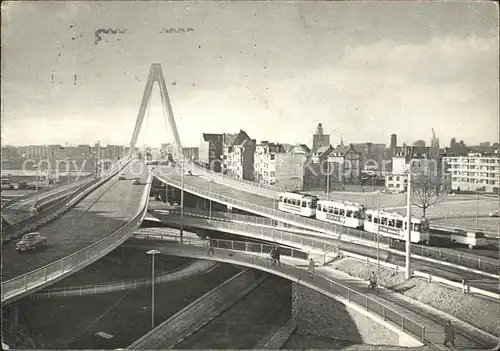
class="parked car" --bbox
[16,232,47,252]
[132,178,142,185]
[489,210,499,217]
[119,174,126,180]
[184,170,193,176]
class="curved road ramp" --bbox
[1,159,150,305]
[128,269,268,349]
[128,239,425,348]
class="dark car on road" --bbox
[119,174,126,180]
[133,178,143,185]
[16,232,47,252]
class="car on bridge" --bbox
[119,173,126,180]
[184,170,193,176]
[133,177,144,185]
[489,210,499,217]
[16,232,47,252]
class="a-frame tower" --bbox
[129,64,182,155]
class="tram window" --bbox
[302,200,307,207]
[317,204,322,211]
[333,208,338,214]
[339,209,345,216]
[328,207,333,213]
[396,220,403,229]
[308,201,315,209]
[367,214,372,222]
[346,210,353,217]
[279,196,283,202]
[381,217,387,225]
[374,216,379,224]
[354,211,359,219]
[388,219,395,227]
[414,223,421,231]
[404,222,407,230]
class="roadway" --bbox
[159,212,499,294]
[1,160,149,281]
[1,178,95,224]
[184,164,498,218]
[155,167,499,257]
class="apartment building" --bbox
[385,174,408,193]
[254,143,307,190]
[199,133,224,172]
[444,153,500,193]
[219,130,254,180]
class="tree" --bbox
[410,167,449,219]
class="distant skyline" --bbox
[2,1,498,147]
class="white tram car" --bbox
[316,200,365,229]
[364,209,430,244]
[278,192,318,217]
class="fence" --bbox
[136,236,426,344]
[1,163,148,304]
[1,158,131,241]
[154,200,500,275]
[32,260,212,299]
[159,213,340,265]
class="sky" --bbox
[1,1,499,148]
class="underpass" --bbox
[1,160,149,283]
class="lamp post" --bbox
[405,173,412,279]
[326,159,330,201]
[180,154,184,244]
[146,249,161,329]
[475,189,479,230]
[32,165,39,203]
[209,180,212,219]
[65,157,71,187]
[375,190,381,271]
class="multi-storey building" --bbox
[199,133,223,172]
[254,143,307,189]
[222,130,253,177]
[182,147,199,162]
[385,174,408,193]
[444,153,500,193]
[352,142,387,171]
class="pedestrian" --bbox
[444,320,455,347]
[275,246,281,266]
[308,258,315,277]
[206,238,214,255]
[270,247,277,265]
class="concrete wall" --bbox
[292,282,406,347]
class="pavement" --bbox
[1,160,148,281]
[139,235,498,350]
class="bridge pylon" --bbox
[129,63,183,157]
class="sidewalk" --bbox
[279,255,497,350]
[132,233,498,350]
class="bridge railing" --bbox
[135,234,425,343]
[1,158,134,241]
[163,208,499,275]
[163,215,340,265]
[156,169,383,242]
[1,171,151,304]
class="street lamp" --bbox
[375,190,381,272]
[146,249,161,329]
[32,165,39,203]
[180,154,185,244]
[208,180,213,219]
[326,159,330,201]
[65,157,71,187]
[405,173,412,279]
[475,189,479,230]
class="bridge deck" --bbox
[128,237,495,350]
[1,161,148,281]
